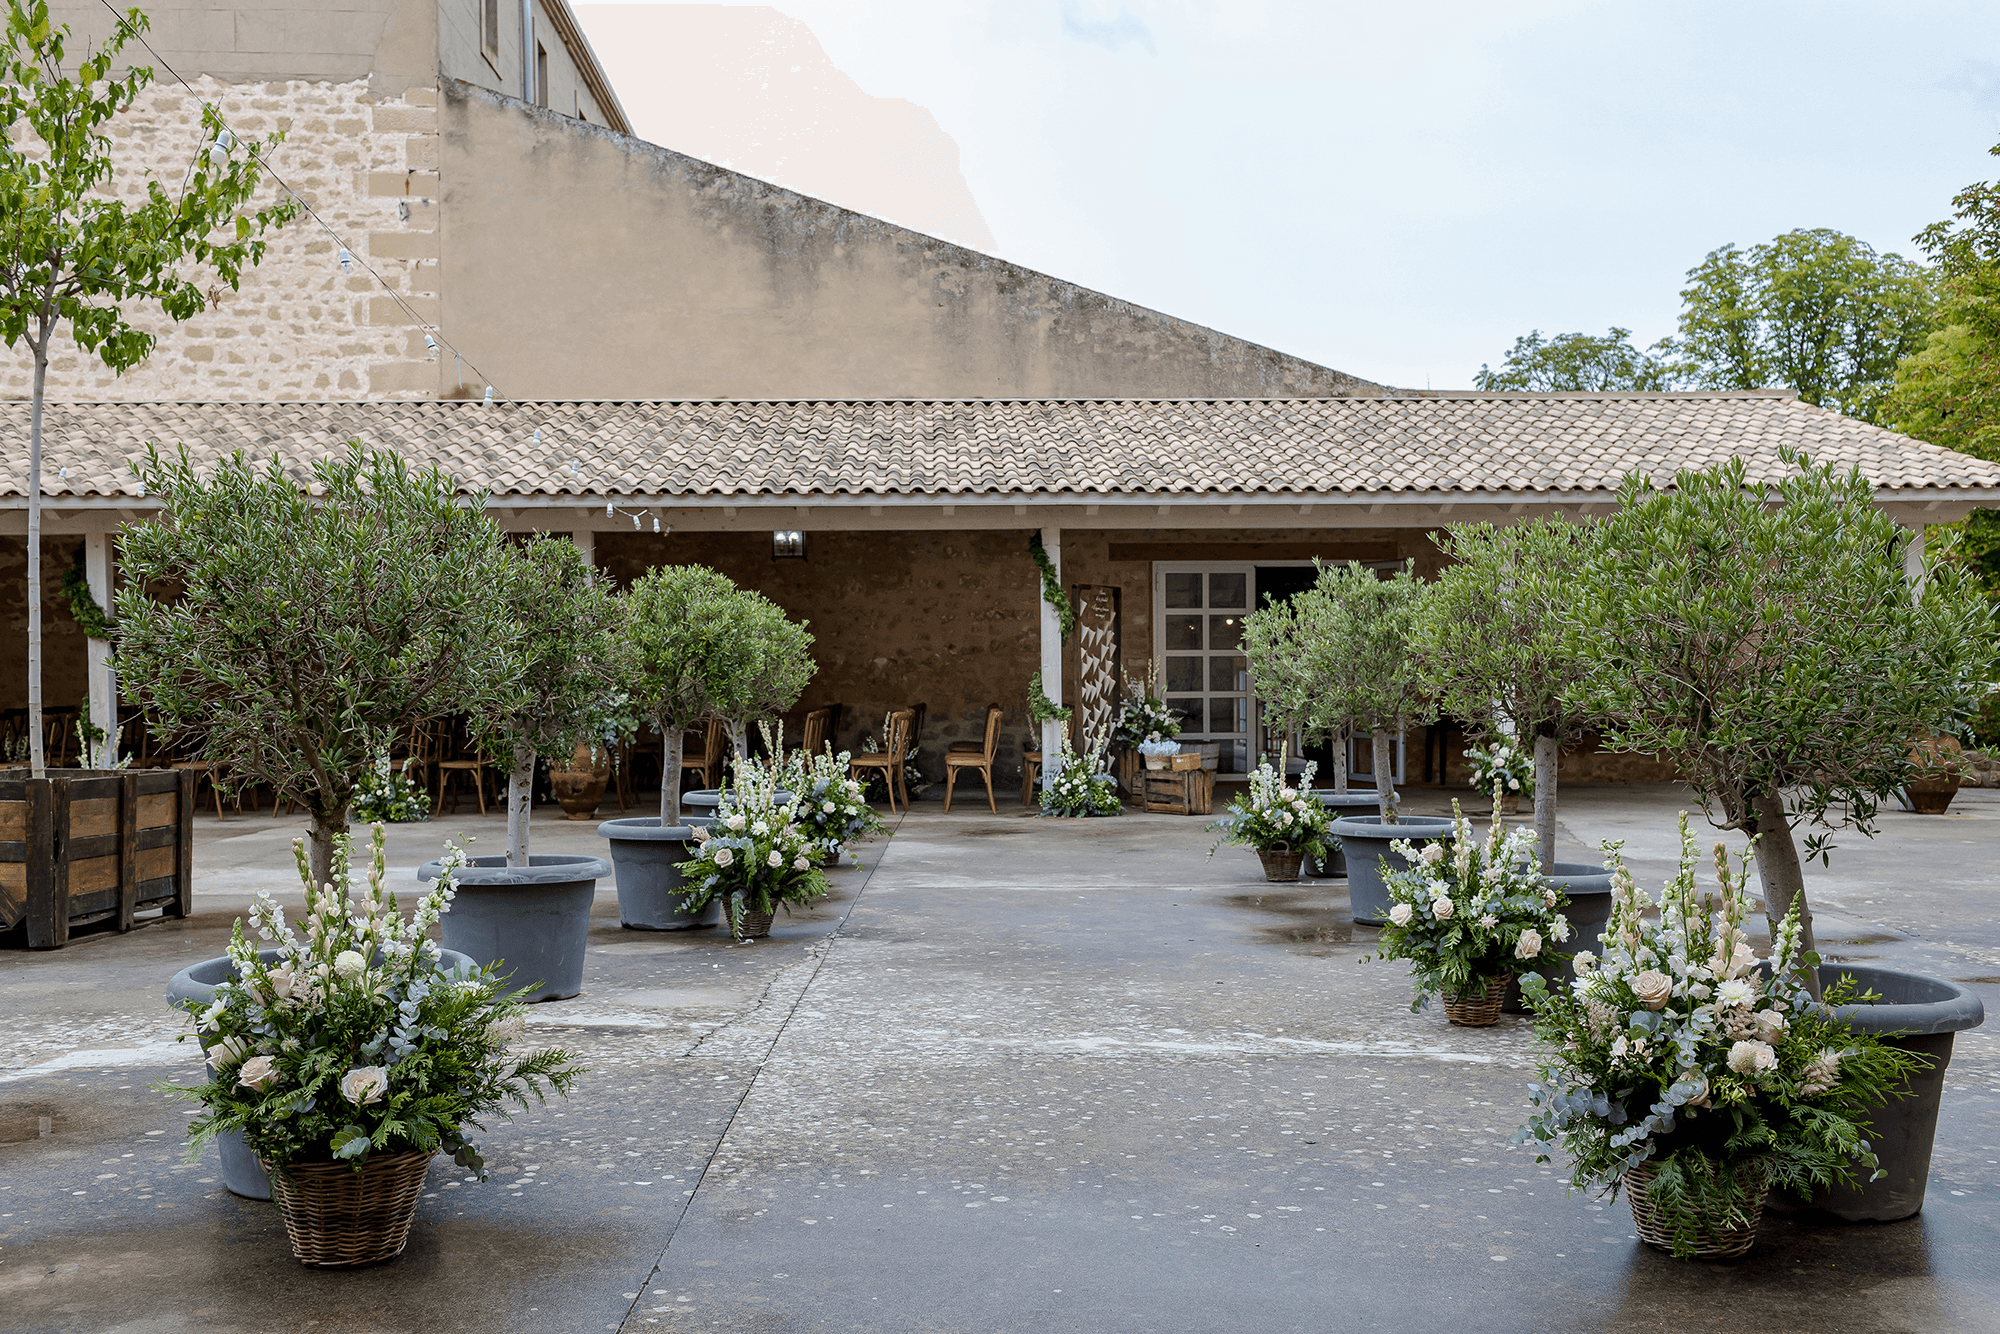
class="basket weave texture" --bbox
[1625,1160,1765,1259]
[266,1148,435,1266]
[1257,849,1304,883]
[1441,974,1513,1027]
[732,907,776,940]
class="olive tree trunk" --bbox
[1332,725,1348,793]
[306,804,348,889]
[1531,731,1560,873]
[506,744,536,867]
[1372,726,1396,823]
[659,727,685,823]
[26,352,47,777]
[1749,786,1821,1001]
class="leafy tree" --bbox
[1243,583,1354,790]
[114,445,514,885]
[624,565,743,821]
[0,0,297,776]
[1474,328,1674,392]
[709,589,816,764]
[1573,453,1994,994]
[1409,518,1600,871]
[471,537,623,867]
[1297,560,1433,821]
[1661,229,1934,422]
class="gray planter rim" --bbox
[1807,963,1984,1037]
[597,818,700,842]
[169,946,478,1005]
[416,853,610,885]
[1311,789,1399,807]
[1329,815,1455,837]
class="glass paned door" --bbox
[1155,564,1252,773]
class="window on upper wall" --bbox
[481,0,500,60]
[535,43,548,106]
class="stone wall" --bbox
[0,78,443,402]
[0,537,91,718]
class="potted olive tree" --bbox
[710,589,817,767]
[417,536,620,1002]
[1307,561,1450,925]
[1577,451,1994,1220]
[597,565,741,930]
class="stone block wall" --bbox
[0,537,90,717]
[0,77,442,403]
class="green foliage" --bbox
[1028,669,1071,725]
[1515,820,1924,1256]
[1574,453,1995,866]
[114,445,513,881]
[708,588,816,751]
[1038,732,1120,817]
[1660,229,1935,423]
[1884,140,2000,461]
[1411,518,1599,745]
[1241,586,1322,743]
[1300,559,1433,735]
[675,763,829,936]
[1473,328,1674,392]
[1365,802,1572,1009]
[162,827,582,1175]
[469,536,623,772]
[1028,533,1075,641]
[624,565,742,735]
[1206,757,1327,857]
[60,546,111,637]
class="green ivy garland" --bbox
[1028,670,1072,725]
[62,548,114,639]
[1027,533,1075,642]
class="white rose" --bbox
[1572,950,1596,974]
[751,821,768,836]
[1420,844,1445,865]
[794,855,810,871]
[1432,896,1455,921]
[340,1065,390,1106]
[1755,1009,1788,1042]
[1388,902,1414,927]
[713,847,734,867]
[822,801,836,814]
[237,1055,280,1092]
[1727,1040,1777,1076]
[727,814,747,831]
[209,1035,251,1069]
[767,851,784,868]
[1514,929,1543,960]
[1631,969,1673,1011]
[333,950,367,979]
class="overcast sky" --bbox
[577,1,2000,391]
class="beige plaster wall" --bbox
[439,0,614,123]
[0,78,443,401]
[439,80,1379,401]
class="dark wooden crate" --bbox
[1142,768,1214,816]
[0,768,195,948]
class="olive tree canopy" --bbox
[625,565,744,821]
[709,589,816,763]
[1294,560,1433,821]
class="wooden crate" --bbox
[1142,767,1214,816]
[0,768,195,949]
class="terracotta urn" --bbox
[1906,734,1963,815]
[549,741,612,820]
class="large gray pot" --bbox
[682,788,796,817]
[1306,790,1398,877]
[1330,815,1456,926]
[166,944,476,1200]
[1503,861,1616,1013]
[598,817,722,930]
[1773,964,1984,1222]
[416,854,610,1002]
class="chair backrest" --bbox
[885,709,915,761]
[978,704,1003,759]
[802,706,831,757]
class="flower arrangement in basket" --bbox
[1206,754,1330,882]
[1137,737,1183,769]
[351,735,430,824]
[770,736,884,862]
[1464,740,1534,804]
[678,762,830,938]
[164,826,582,1266]
[1039,731,1122,817]
[1363,797,1570,1025]
[1514,815,1924,1258]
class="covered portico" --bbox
[6,391,1998,792]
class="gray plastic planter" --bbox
[416,854,610,1002]
[1330,815,1456,926]
[1776,964,1985,1222]
[1503,862,1616,1013]
[165,944,475,1200]
[1306,790,1398,877]
[598,817,722,931]
[681,788,795,817]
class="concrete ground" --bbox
[2,783,1997,1334]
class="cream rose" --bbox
[333,950,367,979]
[767,850,784,868]
[1514,929,1543,960]
[1420,843,1446,865]
[712,846,734,866]
[1727,1039,1777,1076]
[793,855,810,871]
[1755,1009,1788,1042]
[209,1035,251,1069]
[340,1065,390,1106]
[1631,969,1674,1011]
[726,814,747,831]
[237,1055,280,1092]
[1388,902,1414,927]
[822,801,836,814]
[1431,896,1455,921]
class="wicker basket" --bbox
[1257,848,1305,883]
[266,1149,435,1266]
[1441,974,1512,1027]
[1625,1160,1765,1259]
[731,907,776,940]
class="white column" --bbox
[85,529,118,769]
[1904,523,1926,602]
[571,527,597,584]
[1039,526,1063,791]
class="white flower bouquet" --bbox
[678,761,831,936]
[1039,732,1122,817]
[1112,665,1183,748]
[1464,740,1534,800]
[1365,800,1571,1011]
[773,743,884,859]
[1515,815,1922,1257]
[1207,756,1330,860]
[165,826,580,1179]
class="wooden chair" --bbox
[434,718,492,815]
[849,709,914,812]
[683,719,728,790]
[1021,749,1042,807]
[944,705,1004,813]
[171,760,232,818]
[801,706,832,758]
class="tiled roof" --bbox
[6,392,1999,502]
